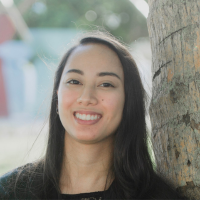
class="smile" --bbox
[75,113,101,120]
[73,112,102,125]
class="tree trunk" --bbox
[147,0,200,199]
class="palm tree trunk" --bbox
[147,0,200,198]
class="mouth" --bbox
[73,111,102,125]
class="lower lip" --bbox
[74,114,102,125]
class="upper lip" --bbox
[74,110,102,116]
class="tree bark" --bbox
[147,0,200,198]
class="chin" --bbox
[74,134,101,144]
[74,132,114,145]
[65,129,114,144]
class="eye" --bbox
[100,83,114,88]
[67,79,81,85]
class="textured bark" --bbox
[147,0,200,199]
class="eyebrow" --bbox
[66,69,121,80]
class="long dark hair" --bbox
[12,30,183,199]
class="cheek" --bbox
[102,93,124,114]
[59,89,79,109]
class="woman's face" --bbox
[57,43,125,144]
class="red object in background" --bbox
[0,14,16,116]
[0,59,8,116]
[0,14,15,44]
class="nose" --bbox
[77,86,98,106]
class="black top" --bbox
[0,164,113,200]
[0,163,187,199]
[61,182,113,200]
[61,190,109,200]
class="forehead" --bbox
[63,43,124,76]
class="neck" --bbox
[59,134,114,194]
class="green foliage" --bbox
[14,0,148,43]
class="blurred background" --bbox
[0,0,152,175]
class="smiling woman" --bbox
[57,43,124,145]
[0,31,186,199]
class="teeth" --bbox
[82,114,86,120]
[75,113,101,121]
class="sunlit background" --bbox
[0,0,152,175]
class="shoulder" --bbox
[0,167,19,199]
[0,163,36,199]
[146,173,188,199]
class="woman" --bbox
[0,31,185,199]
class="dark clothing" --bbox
[0,164,111,200]
[61,190,107,200]
[61,183,113,200]
[0,163,187,200]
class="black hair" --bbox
[8,30,185,199]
